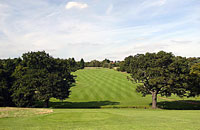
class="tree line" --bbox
[85,59,120,69]
[118,51,200,108]
[0,51,85,107]
[1,50,199,109]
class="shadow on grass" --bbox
[157,100,200,110]
[48,101,120,108]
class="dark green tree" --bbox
[130,51,190,108]
[79,58,85,69]
[11,51,75,107]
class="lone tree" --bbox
[79,58,85,69]
[11,51,75,107]
[130,51,190,108]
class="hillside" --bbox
[51,68,153,108]
[50,68,200,109]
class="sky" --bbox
[0,0,200,61]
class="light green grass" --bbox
[50,68,200,109]
[50,68,153,108]
[1,108,200,130]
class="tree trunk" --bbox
[152,91,157,109]
[44,99,49,108]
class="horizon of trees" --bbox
[0,50,199,109]
[85,59,120,69]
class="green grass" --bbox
[1,108,200,130]
[50,68,153,108]
[49,68,200,109]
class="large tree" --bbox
[130,51,190,108]
[11,51,75,107]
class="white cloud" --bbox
[65,2,88,10]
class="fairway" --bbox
[1,108,200,130]
[51,68,153,108]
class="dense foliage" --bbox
[0,51,82,107]
[119,51,200,108]
[85,59,119,69]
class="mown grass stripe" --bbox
[66,68,152,107]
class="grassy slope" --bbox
[50,68,200,109]
[51,68,153,108]
[1,108,200,130]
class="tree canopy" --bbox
[0,51,76,107]
[126,51,192,108]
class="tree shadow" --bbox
[48,101,120,108]
[157,100,200,110]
